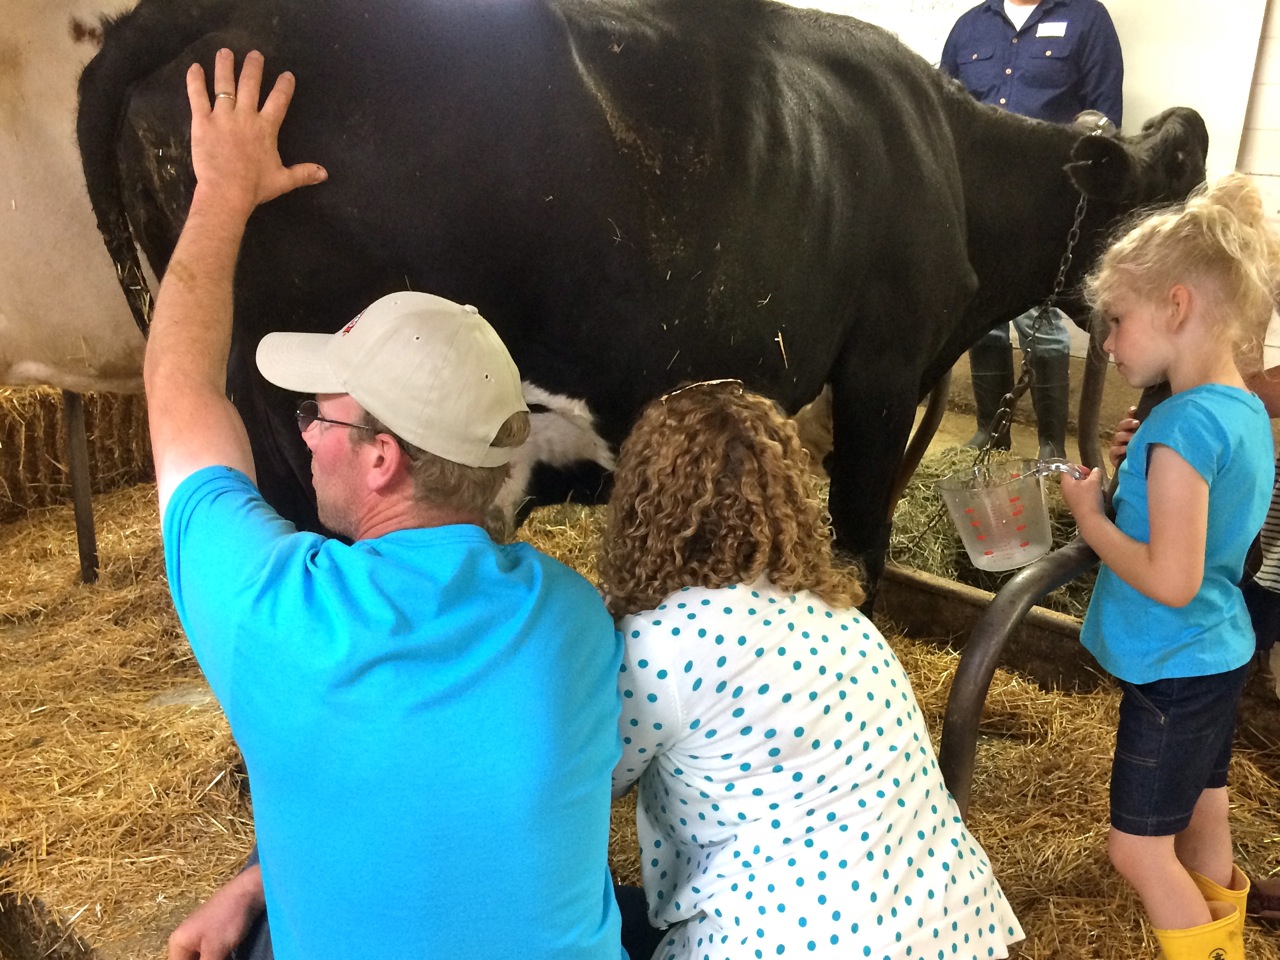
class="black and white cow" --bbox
[77,0,1208,583]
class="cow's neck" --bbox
[944,98,1095,365]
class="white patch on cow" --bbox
[493,381,616,527]
[0,0,147,392]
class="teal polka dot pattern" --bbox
[613,581,1024,960]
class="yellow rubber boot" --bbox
[1153,901,1243,960]
[1189,865,1250,940]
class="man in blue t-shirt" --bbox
[941,0,1123,460]
[153,50,624,960]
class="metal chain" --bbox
[973,192,1089,465]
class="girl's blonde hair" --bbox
[1085,173,1280,375]
[598,381,865,618]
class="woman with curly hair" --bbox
[601,380,1023,960]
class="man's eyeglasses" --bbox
[295,400,375,434]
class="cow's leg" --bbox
[826,352,919,605]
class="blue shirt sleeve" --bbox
[1141,403,1223,486]
[1073,3,1124,128]
[161,466,325,701]
[939,22,962,78]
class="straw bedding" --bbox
[1,487,1277,958]
[0,486,249,960]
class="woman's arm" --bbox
[611,626,683,800]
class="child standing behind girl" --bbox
[1061,174,1280,960]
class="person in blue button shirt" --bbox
[941,0,1123,461]
[152,49,625,960]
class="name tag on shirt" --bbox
[1037,21,1067,37]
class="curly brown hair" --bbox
[598,381,864,618]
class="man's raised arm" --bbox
[144,48,327,514]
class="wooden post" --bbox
[61,391,99,584]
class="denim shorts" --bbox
[1110,663,1250,836]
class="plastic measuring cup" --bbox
[935,459,1084,572]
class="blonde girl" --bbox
[600,381,1024,960]
[1061,173,1280,960]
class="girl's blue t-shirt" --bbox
[1082,384,1274,683]
[163,466,625,960]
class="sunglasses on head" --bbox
[660,379,745,403]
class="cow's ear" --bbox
[1064,134,1134,202]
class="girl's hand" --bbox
[1109,406,1141,468]
[1059,464,1105,525]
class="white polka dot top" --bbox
[613,580,1024,960]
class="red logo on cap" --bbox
[339,312,364,336]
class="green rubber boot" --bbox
[965,336,1014,451]
[1031,352,1070,461]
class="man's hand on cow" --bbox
[147,48,325,512]
[186,48,327,219]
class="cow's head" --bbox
[1064,106,1209,207]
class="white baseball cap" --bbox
[255,292,527,467]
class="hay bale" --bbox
[0,388,152,523]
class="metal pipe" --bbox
[938,537,1097,816]
[937,383,1174,816]
[62,391,99,584]
[1077,336,1107,472]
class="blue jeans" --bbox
[616,884,669,960]
[975,306,1072,358]
[1242,577,1280,653]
